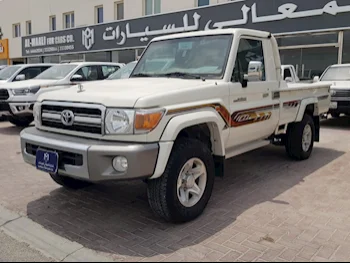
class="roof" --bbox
[151,28,271,42]
[59,62,125,66]
[329,64,350,68]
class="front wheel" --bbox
[285,114,315,161]
[147,138,215,223]
[50,173,92,190]
[8,115,34,127]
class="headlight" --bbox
[330,89,337,96]
[11,86,41,96]
[105,109,135,134]
[105,108,165,135]
[33,103,41,127]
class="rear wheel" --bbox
[285,114,315,161]
[8,115,34,127]
[147,138,215,223]
[50,173,92,190]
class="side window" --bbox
[101,65,120,79]
[74,66,99,81]
[232,38,266,83]
[284,68,292,79]
[16,67,44,81]
[40,66,51,73]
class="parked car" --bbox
[314,63,350,118]
[0,64,54,84]
[20,28,331,223]
[281,65,300,83]
[0,62,124,127]
[106,61,137,80]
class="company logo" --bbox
[82,27,95,50]
[44,152,50,162]
[0,43,3,53]
[61,110,75,126]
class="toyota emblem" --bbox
[61,110,75,126]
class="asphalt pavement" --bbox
[0,230,54,262]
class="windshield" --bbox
[107,61,137,80]
[34,64,78,80]
[0,66,21,80]
[130,34,233,79]
[321,67,350,81]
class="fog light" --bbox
[112,156,128,172]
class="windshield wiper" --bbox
[160,72,205,81]
[131,73,153,78]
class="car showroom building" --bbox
[1,0,350,80]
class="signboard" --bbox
[22,0,350,57]
[0,39,9,60]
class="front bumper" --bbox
[0,101,34,116]
[20,127,159,182]
[329,99,350,114]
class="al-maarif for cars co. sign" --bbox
[22,0,350,57]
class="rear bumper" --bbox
[20,127,160,182]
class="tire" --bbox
[147,138,215,223]
[8,115,34,127]
[50,173,92,190]
[331,112,340,118]
[285,114,315,161]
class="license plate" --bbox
[330,102,338,109]
[36,149,59,174]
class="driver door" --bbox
[226,37,280,151]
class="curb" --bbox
[0,205,115,262]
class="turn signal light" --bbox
[134,110,164,132]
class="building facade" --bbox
[1,0,350,80]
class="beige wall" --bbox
[0,0,229,59]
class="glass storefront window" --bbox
[280,47,338,80]
[342,30,350,64]
[60,53,84,62]
[27,57,42,64]
[85,51,111,62]
[43,55,60,63]
[276,33,338,47]
[118,49,136,63]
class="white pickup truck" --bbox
[20,29,331,223]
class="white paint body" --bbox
[31,28,331,179]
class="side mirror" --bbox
[71,74,83,82]
[15,74,25,81]
[313,76,320,83]
[285,77,293,83]
[247,61,263,82]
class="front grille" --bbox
[26,143,83,167]
[333,89,350,98]
[41,103,103,135]
[0,89,9,100]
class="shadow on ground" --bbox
[321,115,350,130]
[26,144,344,259]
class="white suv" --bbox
[0,64,54,84]
[0,62,124,127]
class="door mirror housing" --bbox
[240,61,263,88]
[15,74,26,81]
[71,74,83,82]
[313,76,320,83]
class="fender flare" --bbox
[295,97,318,122]
[150,109,226,180]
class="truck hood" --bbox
[37,78,217,107]
[0,79,60,89]
[327,81,350,89]
[0,80,7,84]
